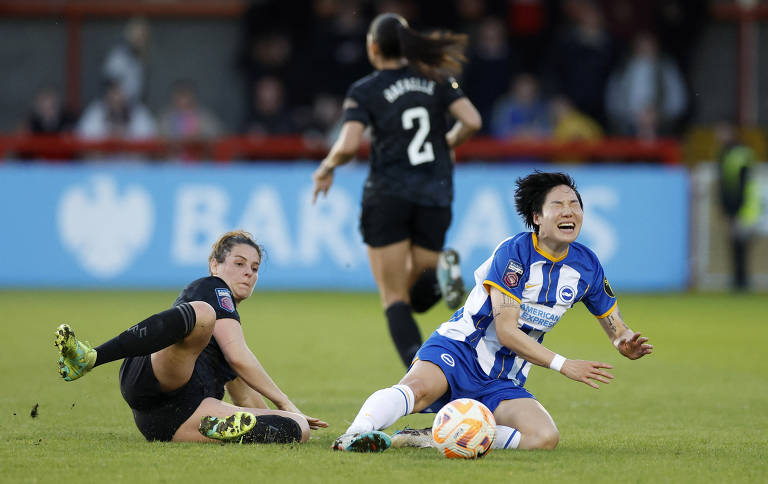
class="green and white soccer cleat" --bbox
[390,426,435,448]
[55,324,96,381]
[331,431,391,452]
[199,412,258,442]
[437,248,465,310]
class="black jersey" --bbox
[342,66,466,207]
[173,276,239,388]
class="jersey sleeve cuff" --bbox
[594,301,618,319]
[483,280,521,303]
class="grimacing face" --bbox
[210,243,261,302]
[533,184,583,249]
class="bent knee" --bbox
[525,428,560,450]
[296,416,311,443]
[189,301,216,329]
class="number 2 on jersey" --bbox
[402,106,435,165]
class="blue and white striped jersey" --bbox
[436,232,617,387]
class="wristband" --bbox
[549,354,566,372]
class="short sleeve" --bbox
[582,261,617,318]
[482,240,525,303]
[175,277,241,322]
[340,83,371,126]
[439,76,466,108]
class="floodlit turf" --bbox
[1,290,766,483]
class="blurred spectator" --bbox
[158,80,222,141]
[452,0,489,36]
[605,32,687,140]
[462,17,520,132]
[77,79,157,140]
[103,17,150,105]
[599,0,652,51]
[22,86,77,134]
[715,120,762,290]
[542,0,616,126]
[299,93,343,148]
[653,0,707,75]
[308,0,370,98]
[244,76,296,136]
[489,73,549,139]
[238,1,312,110]
[550,95,603,142]
[505,0,553,73]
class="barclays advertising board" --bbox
[0,163,688,290]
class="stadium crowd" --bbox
[18,0,705,148]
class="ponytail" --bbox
[369,13,468,81]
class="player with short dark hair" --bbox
[331,171,652,452]
[312,13,482,368]
[55,230,327,443]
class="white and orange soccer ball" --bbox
[431,398,496,459]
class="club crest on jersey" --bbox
[216,288,235,312]
[440,353,456,367]
[503,260,524,288]
[559,285,576,303]
[603,278,615,298]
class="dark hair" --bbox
[514,171,583,233]
[368,13,468,81]
[209,230,263,269]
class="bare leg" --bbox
[150,301,216,392]
[399,360,450,412]
[344,360,449,435]
[407,245,440,289]
[367,240,411,307]
[493,398,560,449]
[171,397,310,443]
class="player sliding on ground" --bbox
[55,230,327,443]
[332,171,653,452]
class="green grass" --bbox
[1,290,766,483]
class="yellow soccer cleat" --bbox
[55,324,96,381]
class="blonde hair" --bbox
[208,230,262,269]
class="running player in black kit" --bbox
[312,13,482,368]
[55,230,327,443]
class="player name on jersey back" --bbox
[383,77,436,103]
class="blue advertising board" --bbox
[0,163,688,291]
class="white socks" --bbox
[494,425,521,449]
[346,384,415,434]
[345,386,522,450]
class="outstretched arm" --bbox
[490,287,614,389]
[312,119,365,203]
[597,307,653,360]
[214,319,328,429]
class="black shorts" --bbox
[119,355,224,442]
[360,195,451,251]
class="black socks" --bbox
[385,301,422,368]
[93,303,196,367]
[240,415,302,444]
[409,269,442,313]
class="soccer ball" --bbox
[432,398,496,459]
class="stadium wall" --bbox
[0,163,688,291]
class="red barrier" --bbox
[0,134,681,164]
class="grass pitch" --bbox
[1,290,766,483]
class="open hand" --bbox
[560,359,614,389]
[278,400,328,430]
[616,332,653,360]
[312,165,334,204]
[304,416,329,430]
